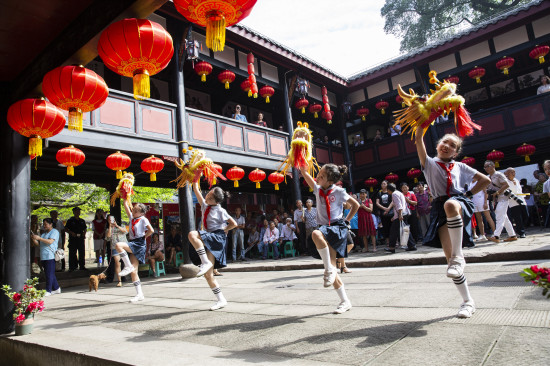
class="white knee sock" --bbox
[119,251,132,267]
[447,215,464,259]
[335,284,350,303]
[133,280,143,296]
[211,287,226,302]
[196,247,209,265]
[452,274,472,302]
[317,246,332,270]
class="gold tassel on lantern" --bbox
[28,136,42,157]
[201,74,206,82]
[266,96,270,103]
[116,170,122,179]
[255,182,260,189]
[381,109,386,115]
[68,107,83,132]
[234,180,239,188]
[539,56,545,64]
[248,90,252,97]
[275,184,279,190]
[206,11,226,52]
[301,107,305,114]
[525,156,530,162]
[370,187,373,192]
[495,161,500,168]
[414,178,418,183]
[133,69,150,100]
[67,166,74,176]
[150,172,156,181]
[225,82,230,89]
[476,77,481,84]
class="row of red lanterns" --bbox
[224,166,285,190]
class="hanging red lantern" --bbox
[42,65,108,132]
[106,151,131,179]
[268,172,285,190]
[468,66,485,84]
[56,145,85,176]
[407,168,422,183]
[194,61,212,82]
[516,143,536,162]
[173,0,257,52]
[396,95,405,108]
[444,76,459,84]
[7,98,65,157]
[249,168,265,189]
[226,166,245,187]
[461,156,476,167]
[259,85,274,103]
[376,100,389,115]
[529,45,549,64]
[487,149,504,168]
[141,155,164,182]
[385,172,399,183]
[308,103,322,118]
[295,98,309,114]
[322,110,334,125]
[98,18,174,100]
[356,106,369,121]
[321,86,332,124]
[210,163,223,185]
[247,52,258,98]
[496,56,514,75]
[218,70,235,89]
[364,177,378,192]
[240,79,251,94]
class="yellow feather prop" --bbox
[173,147,226,189]
[110,172,135,206]
[277,121,320,179]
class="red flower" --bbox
[26,302,38,313]
[37,301,45,312]
[530,265,540,273]
[15,314,25,324]
[23,285,33,291]
[12,293,21,303]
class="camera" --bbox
[503,189,525,206]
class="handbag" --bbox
[48,246,65,262]
[399,220,410,246]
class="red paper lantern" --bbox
[516,143,536,162]
[356,106,369,121]
[98,18,174,100]
[529,45,549,64]
[295,98,309,114]
[218,70,235,89]
[407,168,422,183]
[56,145,85,176]
[173,0,257,52]
[249,168,265,189]
[259,85,275,103]
[7,98,65,157]
[309,103,322,118]
[321,86,332,124]
[385,172,399,183]
[487,150,504,168]
[444,76,460,84]
[364,177,378,192]
[194,61,213,82]
[461,156,476,167]
[322,110,334,125]
[496,56,514,75]
[247,52,258,98]
[42,65,108,132]
[376,100,389,115]
[106,151,131,179]
[240,79,251,94]
[469,66,485,84]
[396,95,405,108]
[210,164,223,185]
[141,155,164,182]
[268,172,285,190]
[226,166,245,187]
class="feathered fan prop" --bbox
[393,70,481,139]
[110,172,135,206]
[173,147,226,189]
[277,121,320,179]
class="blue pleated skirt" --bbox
[424,195,475,248]
[128,237,146,264]
[198,229,227,269]
[312,220,349,259]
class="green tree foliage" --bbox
[31,181,176,222]
[381,0,531,53]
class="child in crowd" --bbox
[188,182,237,311]
[416,128,490,318]
[116,199,154,303]
[300,163,359,314]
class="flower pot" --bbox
[15,314,34,336]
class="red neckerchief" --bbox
[203,206,212,230]
[436,162,455,196]
[319,187,334,223]
[131,217,141,237]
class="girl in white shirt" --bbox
[189,182,237,311]
[300,163,359,314]
[116,199,154,303]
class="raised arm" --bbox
[123,199,132,218]
[300,166,316,191]
[192,181,205,207]
[415,126,428,168]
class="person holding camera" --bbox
[483,161,517,243]
[32,218,61,296]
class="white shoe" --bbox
[210,300,227,311]
[52,287,61,294]
[130,294,144,303]
[118,265,135,277]
[45,292,52,297]
[333,301,352,314]
[323,267,337,288]
[457,300,475,318]
[475,235,487,241]
[446,257,465,278]
[196,261,213,277]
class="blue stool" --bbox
[283,241,296,257]
[175,252,184,267]
[149,260,166,277]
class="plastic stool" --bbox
[149,261,166,277]
[283,241,296,257]
[175,252,184,267]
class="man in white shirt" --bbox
[504,168,527,238]
[385,183,417,253]
[279,218,297,255]
[232,207,246,261]
[263,221,280,259]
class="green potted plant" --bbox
[2,277,46,335]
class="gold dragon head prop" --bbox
[277,121,319,178]
[110,171,135,206]
[173,146,225,189]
